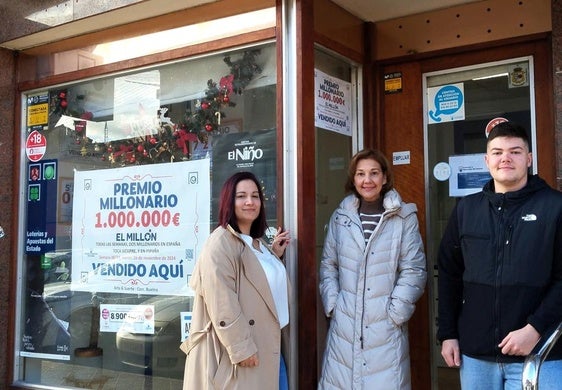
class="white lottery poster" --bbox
[314,69,352,136]
[71,159,210,296]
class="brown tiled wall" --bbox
[554,0,562,191]
[0,47,14,386]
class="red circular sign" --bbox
[485,117,508,138]
[26,130,47,162]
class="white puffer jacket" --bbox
[318,190,427,390]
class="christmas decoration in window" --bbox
[49,49,263,165]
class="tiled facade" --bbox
[0,47,15,387]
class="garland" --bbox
[51,49,262,165]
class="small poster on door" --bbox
[448,154,491,197]
[428,83,465,124]
[314,69,352,136]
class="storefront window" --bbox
[17,42,276,388]
[27,7,275,79]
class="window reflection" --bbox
[29,8,275,78]
[20,42,277,389]
[25,0,144,27]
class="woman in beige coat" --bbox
[182,171,291,390]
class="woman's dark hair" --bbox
[344,148,394,198]
[218,171,267,238]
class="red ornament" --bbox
[107,146,113,153]
[201,102,209,110]
[80,111,93,120]
[58,92,66,99]
[149,137,157,145]
[223,95,230,103]
[60,100,68,108]
[205,124,213,132]
[75,121,86,133]
[137,145,145,153]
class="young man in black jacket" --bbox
[437,121,562,389]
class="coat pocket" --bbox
[212,352,236,389]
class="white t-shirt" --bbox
[241,234,289,328]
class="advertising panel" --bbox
[71,159,211,296]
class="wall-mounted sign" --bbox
[392,150,410,165]
[384,72,403,94]
[508,63,529,88]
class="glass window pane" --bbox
[18,42,276,388]
[314,47,358,377]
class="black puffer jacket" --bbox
[437,175,562,362]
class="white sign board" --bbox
[314,69,352,136]
[449,154,491,197]
[392,151,410,165]
[100,304,155,334]
[71,159,210,296]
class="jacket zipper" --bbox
[494,198,509,353]
[359,211,387,350]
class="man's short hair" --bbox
[487,121,530,149]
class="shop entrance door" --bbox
[313,47,360,375]
[423,57,536,389]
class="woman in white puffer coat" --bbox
[318,148,427,390]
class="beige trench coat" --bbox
[181,225,290,390]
